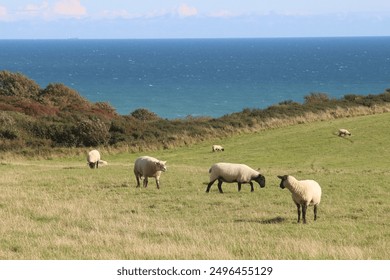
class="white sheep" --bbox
[212,145,224,152]
[277,175,322,224]
[206,162,265,193]
[134,156,167,189]
[338,128,351,137]
[87,149,101,169]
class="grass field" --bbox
[0,112,389,260]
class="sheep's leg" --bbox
[135,175,141,188]
[237,183,241,192]
[156,177,160,189]
[296,203,301,223]
[143,177,148,188]
[96,161,99,169]
[314,205,318,221]
[206,180,216,192]
[249,182,254,192]
[217,179,224,193]
[302,204,307,224]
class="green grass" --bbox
[0,113,389,259]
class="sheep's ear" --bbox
[162,161,167,165]
[277,175,284,180]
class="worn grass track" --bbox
[0,113,389,259]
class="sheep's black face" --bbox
[277,175,287,189]
[256,174,266,188]
[88,162,96,169]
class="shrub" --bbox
[73,118,110,147]
[40,83,90,110]
[0,112,18,140]
[304,92,330,104]
[278,100,300,106]
[92,102,117,118]
[130,108,160,121]
[0,71,41,99]
[0,129,18,140]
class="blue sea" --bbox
[1,37,390,119]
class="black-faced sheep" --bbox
[87,149,101,169]
[212,145,224,152]
[277,175,322,224]
[338,128,351,137]
[206,162,265,193]
[134,156,167,189]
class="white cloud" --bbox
[209,10,236,18]
[96,4,197,20]
[95,8,170,20]
[53,0,87,18]
[21,1,50,18]
[145,9,170,19]
[0,5,9,21]
[99,9,132,19]
[177,4,198,17]
[24,2,49,13]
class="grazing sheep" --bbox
[212,145,224,152]
[134,156,167,189]
[277,175,322,224]
[338,128,351,137]
[87,149,101,169]
[206,162,265,193]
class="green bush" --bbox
[130,108,160,121]
[73,118,110,147]
[0,112,18,140]
[2,71,390,153]
[0,71,40,99]
[304,92,330,104]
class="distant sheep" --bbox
[212,145,224,152]
[338,128,351,137]
[87,149,101,169]
[277,175,322,224]
[134,156,167,189]
[206,162,265,193]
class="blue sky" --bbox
[1,0,390,38]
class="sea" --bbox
[1,37,390,119]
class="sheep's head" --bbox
[255,174,266,188]
[88,162,96,169]
[155,161,167,172]
[277,175,288,189]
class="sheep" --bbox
[212,145,224,152]
[206,162,265,193]
[338,128,351,137]
[98,160,108,166]
[134,156,167,189]
[277,175,322,224]
[87,149,101,169]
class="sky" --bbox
[1,0,390,39]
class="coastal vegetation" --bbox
[0,70,389,259]
[1,70,390,156]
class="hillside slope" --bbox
[0,112,389,259]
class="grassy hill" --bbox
[0,112,389,259]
